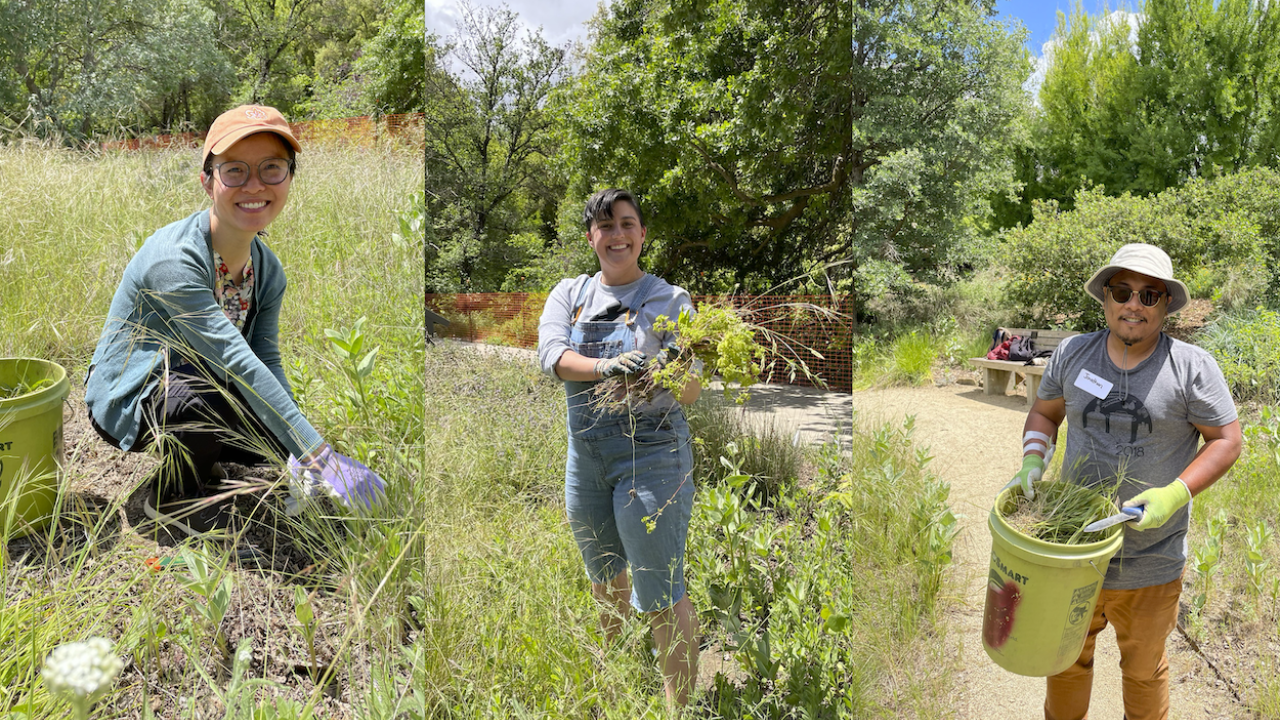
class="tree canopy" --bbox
[996,0,1280,227]
[556,0,1026,294]
[0,0,425,139]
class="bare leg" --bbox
[650,594,699,709]
[591,570,633,644]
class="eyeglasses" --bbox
[213,158,293,187]
[1105,285,1165,307]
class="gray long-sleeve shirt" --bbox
[537,272,693,409]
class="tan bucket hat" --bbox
[1084,243,1188,314]
[202,105,301,164]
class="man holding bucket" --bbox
[1006,244,1242,720]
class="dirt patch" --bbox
[1165,298,1215,343]
[850,383,1250,719]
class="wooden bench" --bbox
[970,328,1078,405]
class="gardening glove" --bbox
[1122,479,1192,531]
[286,446,386,515]
[595,350,647,379]
[1003,454,1044,500]
[654,346,679,369]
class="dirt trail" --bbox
[850,383,1245,719]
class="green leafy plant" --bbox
[125,606,170,680]
[911,473,959,611]
[176,546,234,657]
[325,315,380,414]
[591,300,837,413]
[294,587,320,684]
[1197,309,1280,403]
[1245,520,1274,604]
[391,191,425,251]
[1191,510,1229,614]
[591,303,766,413]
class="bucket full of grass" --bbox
[983,481,1124,677]
[0,358,70,537]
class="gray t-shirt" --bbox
[537,272,693,410]
[1038,331,1237,589]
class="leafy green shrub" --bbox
[688,418,955,716]
[1196,309,1280,403]
[1178,166,1280,304]
[1003,181,1267,329]
[685,395,802,501]
[865,268,1014,334]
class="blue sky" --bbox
[996,1,1137,55]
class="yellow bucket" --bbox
[983,483,1125,677]
[0,358,71,537]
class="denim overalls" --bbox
[562,274,695,612]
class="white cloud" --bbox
[1026,10,1142,102]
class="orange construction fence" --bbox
[425,292,853,393]
[101,113,425,151]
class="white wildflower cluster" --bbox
[41,637,124,704]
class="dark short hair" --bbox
[201,132,298,179]
[583,188,645,231]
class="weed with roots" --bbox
[590,301,839,413]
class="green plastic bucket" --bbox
[983,483,1125,677]
[0,358,71,537]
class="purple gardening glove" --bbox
[286,446,386,515]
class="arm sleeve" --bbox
[246,267,294,400]
[141,251,323,458]
[1038,335,1073,400]
[537,278,581,379]
[1188,353,1238,427]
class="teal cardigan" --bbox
[86,210,324,459]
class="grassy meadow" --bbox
[417,343,954,718]
[0,140,424,717]
[0,140,960,718]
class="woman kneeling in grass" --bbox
[537,188,702,707]
[85,105,383,519]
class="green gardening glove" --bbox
[1122,479,1192,531]
[1003,454,1044,500]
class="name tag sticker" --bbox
[1074,369,1113,400]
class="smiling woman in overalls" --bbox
[537,188,702,707]
[85,105,384,522]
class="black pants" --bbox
[90,361,286,499]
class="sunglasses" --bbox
[1105,285,1165,307]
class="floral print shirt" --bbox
[213,250,254,330]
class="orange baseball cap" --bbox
[202,105,301,164]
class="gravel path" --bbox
[850,382,1246,719]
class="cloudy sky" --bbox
[424,0,599,48]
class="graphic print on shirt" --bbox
[1082,390,1153,448]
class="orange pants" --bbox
[1044,575,1183,720]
